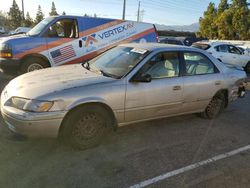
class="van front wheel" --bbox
[21,57,49,73]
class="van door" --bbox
[44,18,81,67]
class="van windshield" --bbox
[27,17,55,36]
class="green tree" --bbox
[23,12,33,27]
[8,0,22,29]
[232,0,247,7]
[35,5,44,25]
[216,9,235,39]
[0,11,9,29]
[232,7,249,40]
[218,0,229,15]
[230,0,249,40]
[62,11,66,15]
[49,2,58,16]
[199,2,218,39]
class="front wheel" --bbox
[21,57,49,73]
[60,105,110,150]
[200,92,225,119]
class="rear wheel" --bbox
[21,57,49,73]
[200,92,225,119]
[60,105,111,150]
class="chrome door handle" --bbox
[173,86,181,90]
[215,81,221,85]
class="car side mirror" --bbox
[131,73,152,83]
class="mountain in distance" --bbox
[155,22,199,32]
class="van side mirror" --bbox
[131,74,152,83]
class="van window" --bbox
[47,19,78,38]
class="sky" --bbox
[0,0,221,25]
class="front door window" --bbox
[46,19,78,38]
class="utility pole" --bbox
[21,0,25,21]
[122,0,126,20]
[137,1,141,22]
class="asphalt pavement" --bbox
[0,72,250,188]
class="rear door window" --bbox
[184,52,218,75]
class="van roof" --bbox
[49,15,154,25]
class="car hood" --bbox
[0,34,28,43]
[4,64,114,99]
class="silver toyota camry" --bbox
[0,43,247,149]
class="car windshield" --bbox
[27,17,55,36]
[89,46,149,78]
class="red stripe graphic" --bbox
[64,28,156,65]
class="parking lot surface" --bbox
[0,72,250,188]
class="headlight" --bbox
[8,97,53,112]
[0,43,12,58]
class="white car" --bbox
[14,27,31,34]
[237,45,250,56]
[192,41,250,73]
[0,26,5,34]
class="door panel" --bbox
[125,78,183,122]
[182,51,223,113]
[125,51,183,123]
[182,74,223,112]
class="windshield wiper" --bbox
[100,70,120,79]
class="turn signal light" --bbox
[0,52,12,58]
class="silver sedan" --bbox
[0,43,247,149]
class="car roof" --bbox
[119,43,192,51]
[194,41,229,46]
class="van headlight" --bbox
[8,97,54,112]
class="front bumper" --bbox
[0,58,20,71]
[1,106,67,138]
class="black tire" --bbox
[200,92,225,119]
[59,105,111,150]
[21,57,49,73]
[245,62,250,74]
